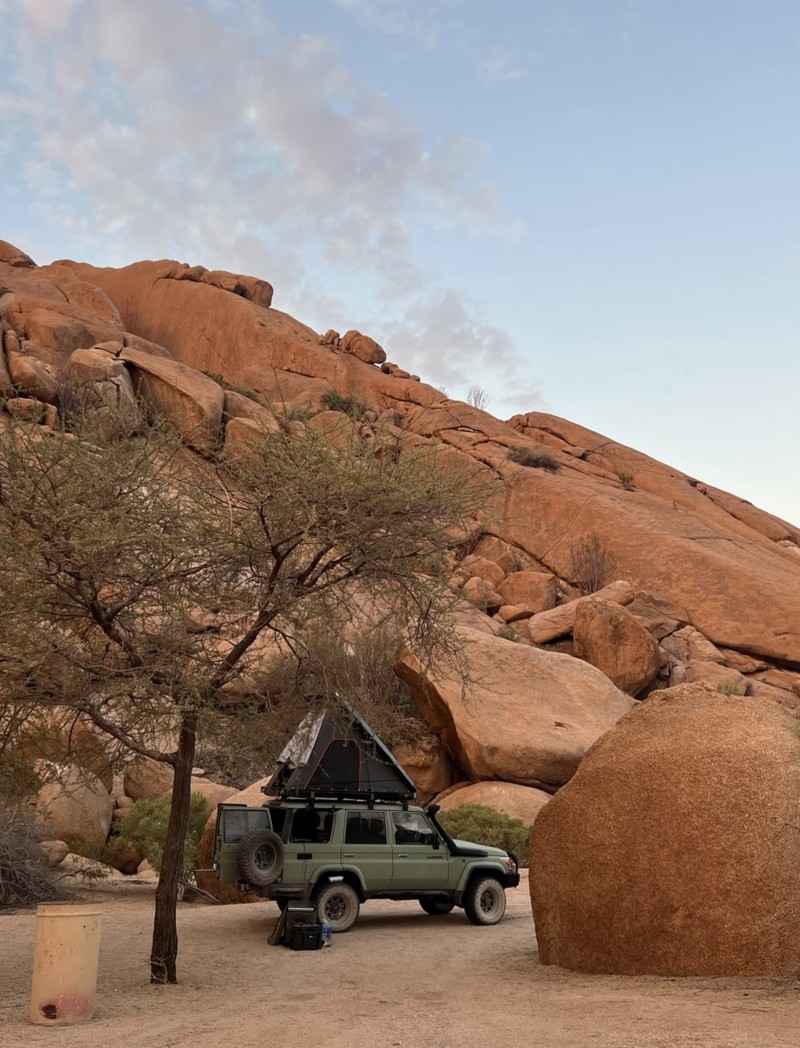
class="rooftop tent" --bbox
[264,705,416,802]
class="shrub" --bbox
[569,532,615,595]
[201,371,267,405]
[716,683,745,696]
[496,624,519,642]
[507,446,560,472]
[0,805,66,908]
[115,794,210,882]
[618,473,635,491]
[319,390,368,418]
[437,803,531,865]
[467,385,489,411]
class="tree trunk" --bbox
[150,712,197,983]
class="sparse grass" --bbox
[496,624,519,642]
[508,446,560,472]
[569,533,615,595]
[319,390,368,418]
[201,371,267,405]
[716,683,745,696]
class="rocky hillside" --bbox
[2,236,799,856]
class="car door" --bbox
[340,810,393,890]
[214,804,272,885]
[389,810,450,891]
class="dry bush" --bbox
[0,806,66,908]
[569,533,615,595]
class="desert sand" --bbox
[1,872,799,1048]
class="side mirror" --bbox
[431,835,440,850]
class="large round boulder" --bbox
[35,765,113,849]
[529,683,800,976]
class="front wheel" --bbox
[315,881,360,933]
[419,898,455,916]
[463,876,506,926]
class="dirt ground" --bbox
[2,872,799,1048]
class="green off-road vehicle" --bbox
[212,708,520,933]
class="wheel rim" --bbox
[479,886,500,915]
[254,845,276,871]
[324,894,349,921]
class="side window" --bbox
[222,808,270,844]
[391,812,437,847]
[288,809,334,843]
[345,811,387,845]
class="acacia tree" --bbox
[0,406,487,982]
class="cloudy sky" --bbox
[1,1,798,524]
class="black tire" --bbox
[419,898,455,916]
[236,828,284,888]
[314,881,360,933]
[463,876,506,926]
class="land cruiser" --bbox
[212,707,520,932]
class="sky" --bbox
[1,0,798,526]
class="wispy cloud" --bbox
[329,0,460,50]
[479,47,524,85]
[1,0,541,408]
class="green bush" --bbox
[507,446,560,472]
[437,803,531,865]
[115,793,210,882]
[319,390,368,418]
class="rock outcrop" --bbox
[529,684,800,976]
[3,236,800,884]
[398,624,635,791]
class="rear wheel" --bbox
[236,828,284,888]
[419,898,455,916]
[463,876,506,926]
[314,881,360,933]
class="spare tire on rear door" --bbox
[236,828,284,887]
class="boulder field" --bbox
[4,239,800,943]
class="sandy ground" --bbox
[2,872,800,1048]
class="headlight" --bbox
[502,855,515,870]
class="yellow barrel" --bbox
[29,904,102,1025]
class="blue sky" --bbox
[1,0,798,525]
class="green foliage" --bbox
[618,473,636,491]
[438,803,531,865]
[496,624,519,642]
[507,446,560,472]
[116,794,210,881]
[319,390,368,418]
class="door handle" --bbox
[343,853,355,858]
[398,853,408,858]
